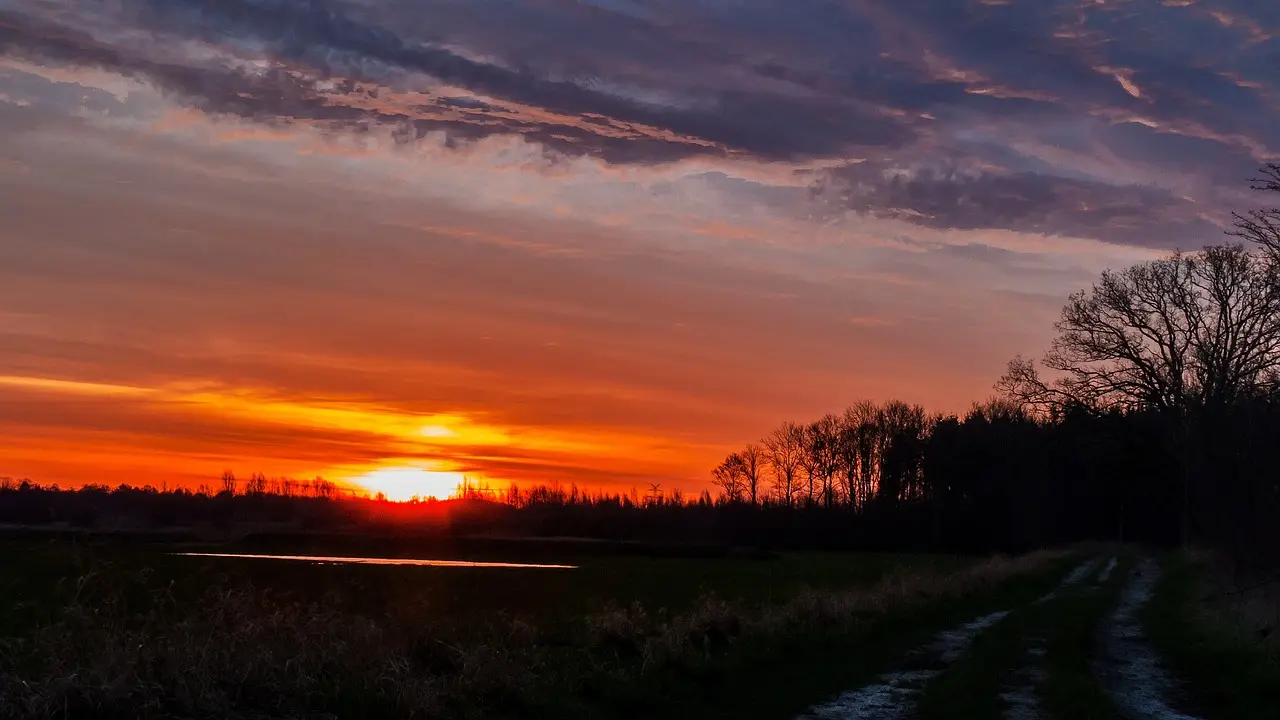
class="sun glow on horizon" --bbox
[353,467,466,502]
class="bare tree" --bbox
[797,426,819,506]
[311,477,335,500]
[220,470,238,496]
[877,401,930,505]
[739,442,766,506]
[246,472,269,496]
[711,453,747,502]
[764,421,805,506]
[998,242,1280,546]
[841,401,881,510]
[1232,163,1280,258]
[998,245,1280,414]
[808,414,843,508]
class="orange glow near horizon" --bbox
[352,467,466,502]
[1,0,1257,506]
[0,372,727,494]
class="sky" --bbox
[1,0,1277,498]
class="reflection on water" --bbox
[175,552,577,569]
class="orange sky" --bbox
[3,0,1267,497]
[0,121,1154,496]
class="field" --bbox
[2,539,1275,719]
[0,537,1064,719]
[0,539,972,624]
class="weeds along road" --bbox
[793,554,1209,720]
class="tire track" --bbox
[1095,558,1202,720]
[795,611,1010,720]
[1000,643,1048,720]
[796,559,1099,720]
[1000,555,1123,719]
[1000,558,1103,720]
[1037,558,1100,604]
[1098,556,1119,584]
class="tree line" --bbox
[711,400,933,510]
[709,164,1280,576]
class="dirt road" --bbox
[794,555,1208,720]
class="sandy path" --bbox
[1096,559,1202,720]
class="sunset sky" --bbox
[1,0,1277,497]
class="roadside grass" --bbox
[647,551,1077,720]
[1142,551,1280,720]
[0,540,1070,720]
[914,555,1130,720]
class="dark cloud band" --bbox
[2,0,1275,248]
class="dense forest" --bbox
[4,166,1279,578]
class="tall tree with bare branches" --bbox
[711,453,746,502]
[808,414,843,508]
[1232,163,1280,258]
[764,422,805,507]
[739,442,766,506]
[998,241,1280,546]
[998,245,1280,415]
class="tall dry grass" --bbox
[1194,548,1280,650]
[0,550,1063,719]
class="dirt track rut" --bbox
[791,555,1202,720]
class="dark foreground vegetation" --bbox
[1143,552,1280,720]
[0,541,1067,719]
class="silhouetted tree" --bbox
[1232,162,1280,258]
[998,242,1280,545]
[220,470,238,496]
[246,472,269,496]
[711,453,746,502]
[764,422,805,506]
[807,414,842,508]
[1000,244,1280,414]
[739,442,765,506]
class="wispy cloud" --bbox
[0,0,1276,490]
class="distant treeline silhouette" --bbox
[708,164,1280,577]
[4,167,1279,577]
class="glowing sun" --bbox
[355,467,465,502]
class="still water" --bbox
[175,552,577,569]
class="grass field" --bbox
[1142,552,1280,720]
[0,538,1067,719]
[10,541,1279,720]
[6,543,1280,719]
[0,538,970,625]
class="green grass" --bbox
[1142,551,1280,720]
[0,538,1068,720]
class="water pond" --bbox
[174,552,577,569]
